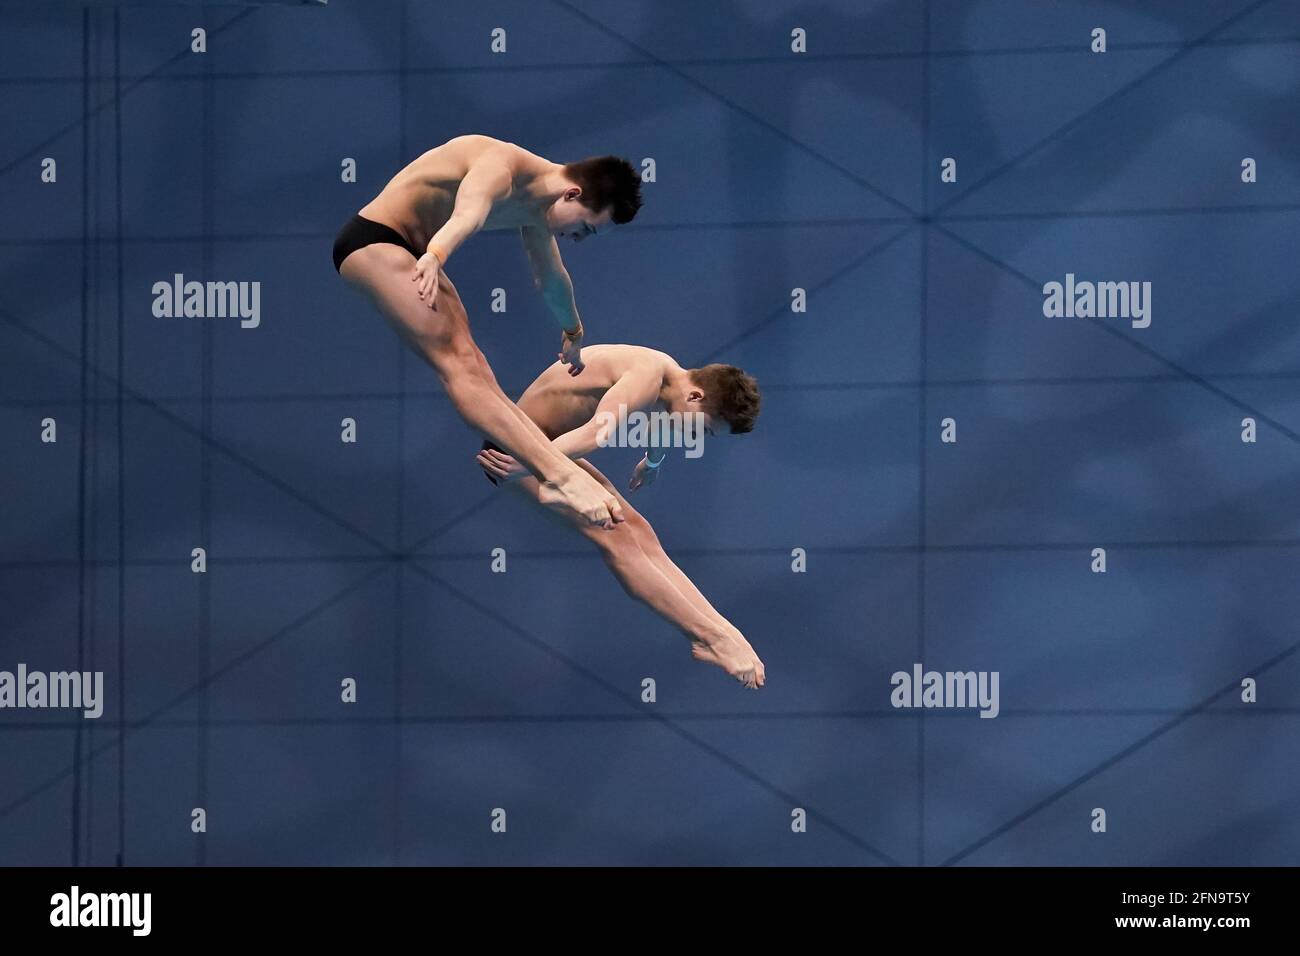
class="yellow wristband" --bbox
[427,245,448,267]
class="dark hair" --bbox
[689,364,761,434]
[562,156,643,224]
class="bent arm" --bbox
[426,161,512,265]
[552,367,663,460]
[520,225,581,332]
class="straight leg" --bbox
[339,243,623,530]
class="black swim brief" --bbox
[332,213,421,272]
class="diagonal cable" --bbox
[940,635,1300,865]
[0,8,257,179]
[697,224,916,364]
[932,222,1300,447]
[405,558,907,866]
[0,565,389,824]
[544,0,924,220]
[0,304,394,554]
[930,0,1274,219]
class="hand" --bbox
[476,447,527,483]
[628,455,661,491]
[558,324,584,377]
[412,252,442,310]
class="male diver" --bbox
[333,134,642,530]
[475,335,766,689]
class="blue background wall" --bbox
[1,0,1298,866]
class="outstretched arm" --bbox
[627,447,667,491]
[552,366,663,459]
[413,161,512,309]
[520,225,580,331]
[476,365,664,482]
[520,224,585,374]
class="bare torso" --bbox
[357,134,551,252]
[514,345,675,440]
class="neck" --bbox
[662,366,693,406]
[529,164,574,206]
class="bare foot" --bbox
[692,635,766,689]
[539,470,625,529]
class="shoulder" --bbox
[443,133,503,151]
[613,346,672,380]
[640,347,676,375]
[441,135,523,169]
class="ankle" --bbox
[550,463,588,490]
[698,623,734,648]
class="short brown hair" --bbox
[689,364,761,434]
[563,156,643,224]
